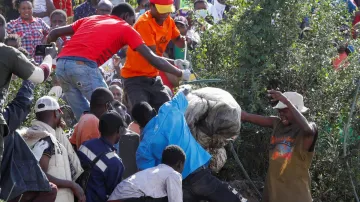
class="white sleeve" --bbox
[28,67,45,84]
[166,173,183,202]
[28,55,52,84]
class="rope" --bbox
[229,141,262,201]
[343,79,360,202]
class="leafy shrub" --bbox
[191,0,360,201]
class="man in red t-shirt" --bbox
[47,3,190,120]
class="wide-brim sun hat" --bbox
[273,92,309,113]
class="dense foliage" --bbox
[4,0,360,201]
[190,0,360,201]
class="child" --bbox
[162,16,198,92]
[241,90,318,202]
[108,145,185,202]
[4,34,21,48]
[49,10,70,69]
[50,9,70,51]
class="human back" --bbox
[58,15,139,66]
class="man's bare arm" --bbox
[47,25,74,43]
[39,155,86,202]
[136,44,182,77]
[148,45,175,64]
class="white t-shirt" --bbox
[108,164,183,202]
[33,0,53,25]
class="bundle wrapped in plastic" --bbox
[185,87,242,149]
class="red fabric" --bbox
[39,64,51,80]
[353,13,360,38]
[53,0,73,16]
[52,36,71,69]
[59,15,145,66]
[333,52,349,70]
[150,0,173,5]
[159,71,174,93]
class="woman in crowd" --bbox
[7,0,50,64]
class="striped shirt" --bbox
[77,137,124,202]
[6,17,50,64]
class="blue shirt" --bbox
[136,91,211,179]
[77,137,124,202]
[73,1,96,22]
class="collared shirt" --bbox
[136,92,211,179]
[73,1,96,21]
[77,137,124,202]
[108,164,183,202]
[6,17,50,64]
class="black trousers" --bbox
[123,76,170,112]
[182,168,246,202]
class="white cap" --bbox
[35,96,60,113]
[273,92,308,113]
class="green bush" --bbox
[4,0,360,201]
[191,0,360,201]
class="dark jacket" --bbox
[0,80,51,201]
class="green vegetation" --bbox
[190,0,360,201]
[4,0,360,201]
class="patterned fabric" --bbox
[73,1,96,21]
[6,17,50,64]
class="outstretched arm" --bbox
[241,111,278,128]
[136,44,183,77]
[47,25,75,43]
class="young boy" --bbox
[241,90,318,202]
[162,16,198,92]
[108,145,185,202]
[50,9,70,53]
[4,34,21,48]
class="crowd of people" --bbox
[0,0,322,201]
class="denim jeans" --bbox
[182,168,246,202]
[56,57,107,120]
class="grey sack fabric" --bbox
[185,87,242,149]
[185,87,241,172]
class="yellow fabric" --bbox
[155,4,175,13]
[263,120,314,202]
